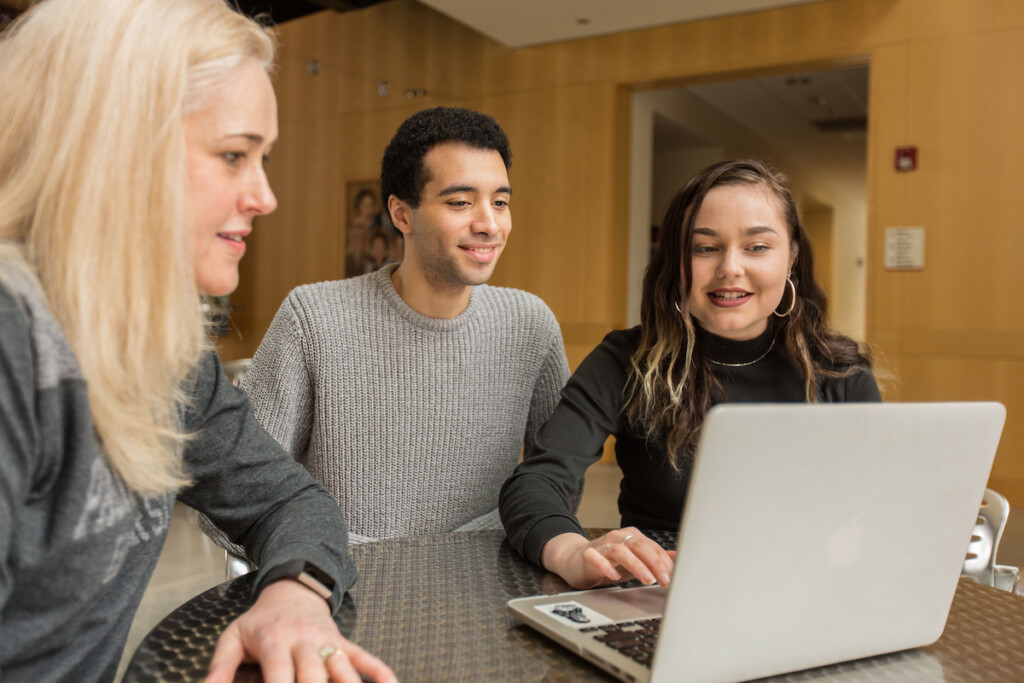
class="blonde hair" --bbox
[0,0,275,494]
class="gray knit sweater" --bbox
[239,264,569,542]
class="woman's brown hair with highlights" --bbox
[624,158,873,468]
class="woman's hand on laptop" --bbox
[540,528,675,590]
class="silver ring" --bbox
[621,534,634,546]
[319,645,346,662]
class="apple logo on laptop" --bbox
[827,512,864,567]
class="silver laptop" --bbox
[509,402,1006,683]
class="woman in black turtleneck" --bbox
[500,158,880,590]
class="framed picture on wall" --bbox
[345,179,401,277]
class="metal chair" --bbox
[196,494,254,581]
[221,358,252,387]
[963,488,1021,593]
[225,551,252,582]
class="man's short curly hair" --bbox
[380,106,512,208]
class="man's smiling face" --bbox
[400,141,512,292]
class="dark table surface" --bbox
[125,529,1024,682]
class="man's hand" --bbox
[540,528,675,590]
[205,578,397,683]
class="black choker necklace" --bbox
[709,336,776,367]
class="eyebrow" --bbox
[220,133,273,145]
[437,184,513,197]
[692,226,779,237]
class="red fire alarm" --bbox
[895,146,917,172]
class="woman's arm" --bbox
[500,329,674,589]
[179,351,354,609]
[0,290,37,621]
[846,365,882,401]
[197,291,316,558]
[180,351,395,682]
[500,332,628,563]
[823,365,881,403]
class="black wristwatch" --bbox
[260,559,337,603]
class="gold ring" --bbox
[621,534,634,546]
[319,645,347,663]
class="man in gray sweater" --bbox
[224,107,570,545]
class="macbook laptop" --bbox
[508,402,1006,683]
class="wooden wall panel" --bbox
[870,29,1024,333]
[503,0,906,91]
[274,1,507,122]
[479,83,623,334]
[221,0,1024,501]
[865,7,1024,501]
[908,0,1024,38]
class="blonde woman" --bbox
[0,1,394,681]
[500,159,880,590]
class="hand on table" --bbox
[540,527,675,590]
[204,578,397,683]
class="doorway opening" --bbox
[627,63,869,339]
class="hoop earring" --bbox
[774,276,796,318]
[674,301,682,314]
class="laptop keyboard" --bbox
[580,618,661,668]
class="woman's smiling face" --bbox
[685,183,796,340]
[185,59,278,297]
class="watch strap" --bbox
[296,569,334,601]
[259,559,337,605]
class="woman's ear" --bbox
[789,241,800,272]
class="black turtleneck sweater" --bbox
[499,325,881,568]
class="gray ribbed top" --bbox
[241,264,569,542]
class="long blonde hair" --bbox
[0,0,275,494]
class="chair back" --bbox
[963,488,1010,586]
[222,358,252,387]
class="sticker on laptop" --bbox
[535,601,615,628]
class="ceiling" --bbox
[3,0,825,43]
[417,0,824,49]
[681,65,868,190]
[2,1,828,47]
